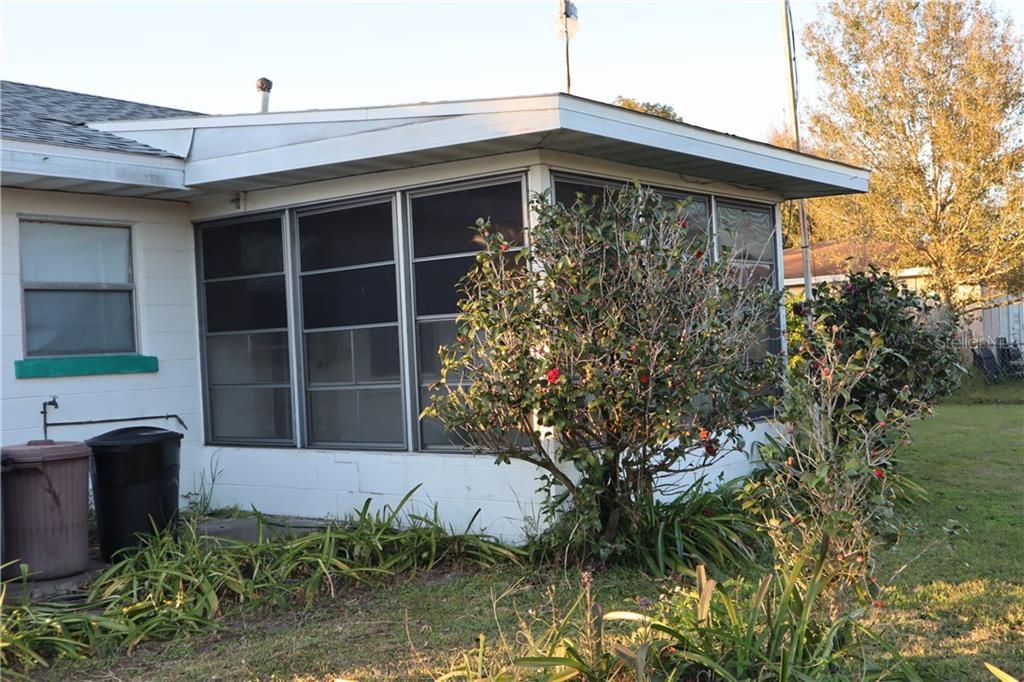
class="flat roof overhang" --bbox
[4,94,868,200]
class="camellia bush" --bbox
[743,328,925,606]
[425,184,780,554]
[790,267,963,424]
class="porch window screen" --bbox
[553,174,711,251]
[716,200,780,361]
[297,200,405,448]
[20,222,135,356]
[200,216,293,444]
[410,179,525,448]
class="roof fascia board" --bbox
[183,108,561,186]
[88,95,562,132]
[0,139,186,189]
[556,96,869,192]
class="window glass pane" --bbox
[21,223,130,284]
[207,332,289,385]
[419,385,472,448]
[302,264,397,329]
[411,181,524,257]
[717,203,774,261]
[354,326,401,383]
[306,330,353,384]
[209,386,292,441]
[418,319,458,382]
[554,179,609,209]
[663,195,710,246]
[308,388,404,446]
[202,217,283,279]
[728,262,775,288]
[298,202,394,271]
[414,255,476,316]
[25,290,134,355]
[204,275,287,332]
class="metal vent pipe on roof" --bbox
[257,77,272,113]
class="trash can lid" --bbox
[85,426,184,447]
[1,440,92,466]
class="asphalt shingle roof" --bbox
[1,81,203,158]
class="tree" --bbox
[425,185,779,552]
[613,96,683,122]
[803,0,1024,305]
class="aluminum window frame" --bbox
[293,194,408,451]
[195,210,297,448]
[405,173,529,452]
[19,219,138,358]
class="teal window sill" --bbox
[14,354,159,379]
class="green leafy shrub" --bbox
[0,489,518,672]
[742,326,927,606]
[791,267,964,424]
[529,477,762,576]
[427,184,780,555]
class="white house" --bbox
[0,81,869,538]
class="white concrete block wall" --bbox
[0,188,205,493]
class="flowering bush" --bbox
[743,327,926,605]
[425,184,780,553]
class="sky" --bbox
[2,0,1023,142]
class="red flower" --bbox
[500,243,510,252]
[873,468,885,480]
[456,335,467,344]
[694,249,704,259]
[872,599,885,609]
[701,508,714,517]
[786,457,796,467]
[678,217,689,229]
[546,367,561,384]
[878,420,887,428]
[698,428,711,441]
[639,373,650,386]
[704,442,717,456]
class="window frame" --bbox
[196,211,296,448]
[19,219,138,358]
[405,173,529,452]
[293,194,408,451]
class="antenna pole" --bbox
[784,0,814,308]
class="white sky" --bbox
[2,1,1022,142]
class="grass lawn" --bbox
[38,399,1024,681]
[870,402,1024,681]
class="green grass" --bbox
[37,401,1024,681]
[871,403,1024,681]
[942,367,1024,405]
[38,566,657,681]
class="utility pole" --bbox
[783,0,815,309]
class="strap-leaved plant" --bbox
[424,184,780,555]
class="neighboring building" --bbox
[0,81,868,538]
[781,238,925,291]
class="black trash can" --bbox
[86,427,183,562]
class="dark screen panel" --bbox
[413,255,476,316]
[302,264,398,329]
[298,202,394,271]
[202,217,283,279]
[411,182,524,257]
[204,275,287,332]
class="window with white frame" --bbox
[20,221,136,356]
